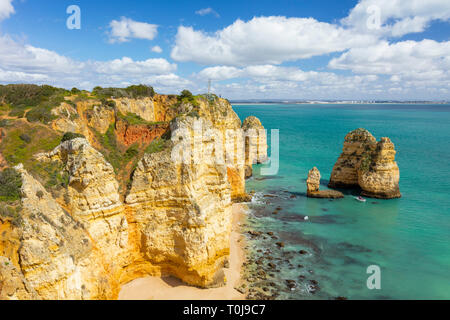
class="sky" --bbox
[0,0,449,100]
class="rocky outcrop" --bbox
[113,95,178,123]
[328,129,400,199]
[125,116,232,287]
[358,138,401,199]
[4,164,120,300]
[306,167,321,194]
[329,128,377,188]
[0,256,39,300]
[242,116,268,178]
[307,167,344,199]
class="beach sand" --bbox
[118,203,247,300]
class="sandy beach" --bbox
[118,204,247,300]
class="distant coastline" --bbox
[230,100,450,105]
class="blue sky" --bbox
[0,0,449,100]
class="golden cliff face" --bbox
[0,93,268,299]
[329,128,400,199]
[329,128,377,188]
[6,164,120,299]
[125,117,232,287]
[242,116,268,178]
[358,137,401,199]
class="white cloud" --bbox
[171,16,377,66]
[151,45,163,53]
[93,57,176,75]
[0,68,48,82]
[343,0,450,37]
[0,0,14,21]
[329,40,450,81]
[195,7,220,18]
[0,36,184,92]
[0,35,83,74]
[109,17,158,43]
[197,66,242,80]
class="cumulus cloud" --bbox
[343,0,450,37]
[171,16,377,66]
[0,0,14,21]
[0,36,185,92]
[0,35,83,74]
[195,7,220,18]
[329,40,450,81]
[151,45,163,53]
[93,57,176,75]
[109,17,158,43]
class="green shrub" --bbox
[61,132,85,142]
[19,133,32,143]
[177,89,200,108]
[92,85,155,99]
[0,84,65,109]
[180,90,193,99]
[71,87,81,94]
[36,190,44,199]
[145,138,168,154]
[8,108,25,118]
[0,203,23,226]
[0,119,10,127]
[124,144,139,161]
[0,168,22,202]
[25,105,56,124]
[125,85,155,98]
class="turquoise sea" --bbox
[233,104,450,300]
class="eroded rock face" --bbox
[307,167,344,199]
[242,116,268,178]
[358,137,401,199]
[329,129,400,199]
[0,257,39,300]
[329,128,377,188]
[307,167,321,194]
[115,119,169,147]
[125,116,232,287]
[3,164,120,300]
[0,95,268,299]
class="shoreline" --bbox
[118,203,247,300]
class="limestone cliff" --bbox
[328,128,400,199]
[125,116,232,287]
[0,86,268,299]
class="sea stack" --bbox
[358,137,401,199]
[328,128,401,199]
[242,116,268,179]
[306,167,344,199]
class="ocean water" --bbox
[233,104,450,300]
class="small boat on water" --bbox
[355,196,367,202]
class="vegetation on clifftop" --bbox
[0,168,22,202]
[92,84,155,99]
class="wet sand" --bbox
[118,204,247,300]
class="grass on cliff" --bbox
[0,120,67,195]
[0,168,22,202]
[117,112,166,126]
[0,167,25,226]
[0,121,62,166]
[0,84,70,124]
